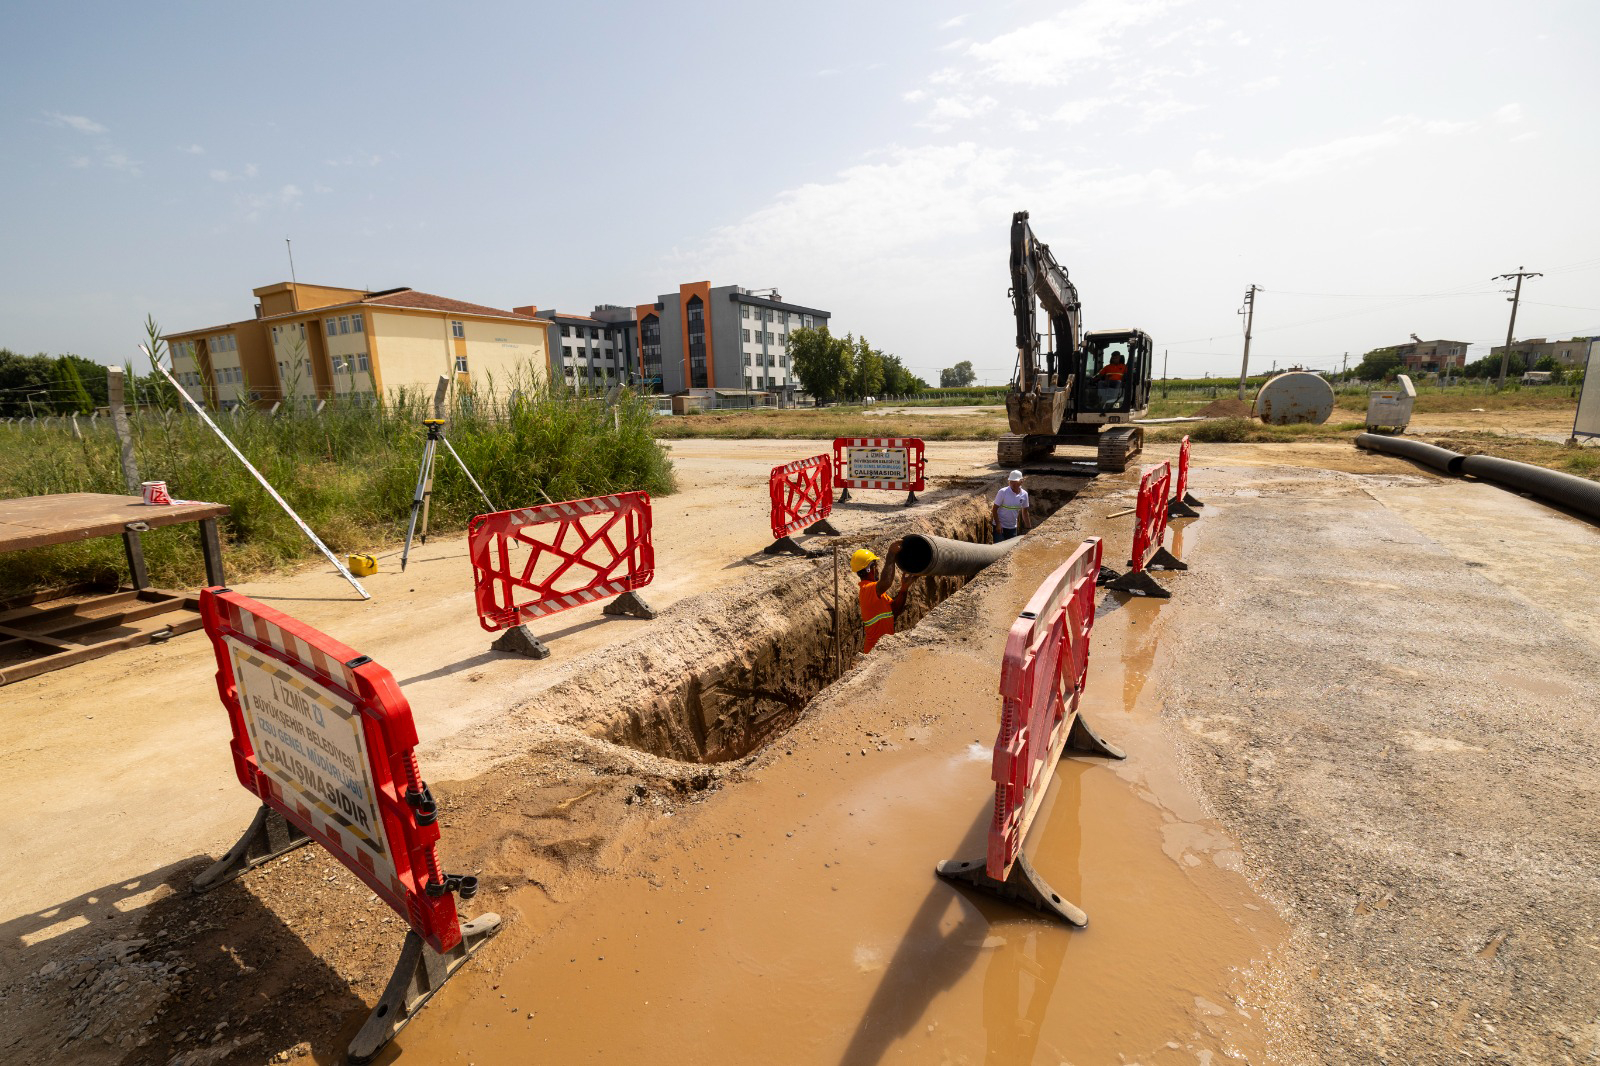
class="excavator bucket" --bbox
[1005,388,1066,437]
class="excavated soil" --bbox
[1192,396,1255,418]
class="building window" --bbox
[741,306,750,319]
[352,314,364,333]
[563,345,572,359]
[451,320,465,339]
[803,315,813,329]
[339,315,351,334]
[357,353,370,372]
[686,295,707,388]
[326,319,337,337]
[455,355,469,373]
[742,328,750,342]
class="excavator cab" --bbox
[1079,330,1151,416]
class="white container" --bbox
[141,481,172,505]
[1254,371,1336,425]
[1365,374,1416,434]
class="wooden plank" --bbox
[0,611,204,687]
[0,493,229,553]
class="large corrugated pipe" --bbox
[896,533,1019,578]
[1354,433,1466,475]
[1459,454,1600,523]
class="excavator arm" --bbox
[1006,211,1079,440]
[1010,211,1082,393]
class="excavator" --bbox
[998,210,1153,472]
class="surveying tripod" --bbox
[402,418,495,571]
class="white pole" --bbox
[138,344,370,600]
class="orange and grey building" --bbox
[163,282,549,409]
[532,305,640,389]
[635,283,829,402]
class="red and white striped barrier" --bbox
[936,537,1124,925]
[832,437,926,505]
[1168,435,1204,518]
[766,454,838,555]
[1102,461,1187,598]
[197,588,501,1060]
[468,493,655,656]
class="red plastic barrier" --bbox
[468,493,654,632]
[832,437,926,492]
[769,454,833,540]
[986,537,1104,880]
[1174,435,1192,502]
[1128,461,1173,575]
[200,589,462,953]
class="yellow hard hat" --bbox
[849,549,878,573]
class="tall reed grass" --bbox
[0,370,674,598]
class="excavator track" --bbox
[998,434,1056,466]
[1096,426,1143,473]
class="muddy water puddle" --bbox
[395,514,1284,1065]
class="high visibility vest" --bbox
[1101,363,1127,382]
[859,580,895,653]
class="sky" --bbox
[3,0,1598,384]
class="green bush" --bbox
[0,371,674,597]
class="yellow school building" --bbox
[163,282,549,409]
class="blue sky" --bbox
[3,0,1598,382]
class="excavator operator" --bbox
[1095,352,1128,408]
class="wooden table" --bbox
[0,493,229,685]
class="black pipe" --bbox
[1354,433,1465,475]
[1459,454,1600,523]
[897,533,1019,578]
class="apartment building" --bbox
[164,282,549,409]
[1394,339,1470,374]
[635,283,830,403]
[531,305,639,389]
[1489,336,1596,369]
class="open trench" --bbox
[538,479,1085,766]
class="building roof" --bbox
[362,289,539,321]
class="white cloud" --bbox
[954,0,1183,88]
[938,14,969,29]
[238,183,304,221]
[1051,97,1110,124]
[182,144,206,155]
[1239,75,1280,93]
[324,152,385,168]
[903,89,929,103]
[1493,103,1523,124]
[45,111,108,134]
[209,163,259,182]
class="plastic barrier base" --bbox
[935,851,1087,927]
[762,518,840,557]
[347,913,503,1064]
[191,805,312,894]
[1102,569,1170,598]
[1182,490,1205,509]
[1168,494,1201,519]
[936,712,1124,926]
[602,590,656,620]
[490,624,551,659]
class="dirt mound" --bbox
[1193,396,1255,419]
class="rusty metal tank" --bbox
[1253,371,1335,425]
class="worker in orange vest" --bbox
[851,541,914,653]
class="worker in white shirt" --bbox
[991,470,1032,542]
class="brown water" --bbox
[391,526,1286,1065]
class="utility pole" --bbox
[1236,285,1257,401]
[1493,267,1541,388]
[1342,352,1349,378]
[1161,349,1169,398]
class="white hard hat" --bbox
[1008,470,1024,481]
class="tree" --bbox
[1351,347,1401,381]
[880,353,925,396]
[1463,352,1525,379]
[940,360,976,388]
[789,326,854,403]
[51,356,94,413]
[0,349,58,417]
[852,335,884,400]
[1532,354,1566,383]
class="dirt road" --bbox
[4,435,1599,1065]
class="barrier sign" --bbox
[1168,435,1205,518]
[936,537,1125,925]
[765,454,839,556]
[1102,461,1187,598]
[833,437,926,505]
[196,589,499,1062]
[469,492,656,657]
